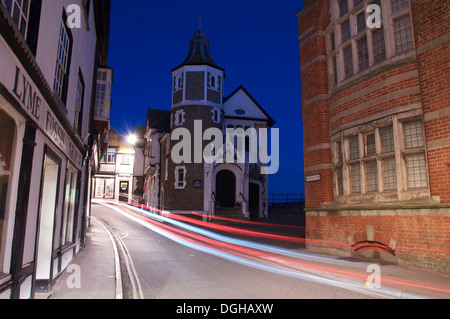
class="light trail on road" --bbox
[93,199,450,299]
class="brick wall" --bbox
[412,0,450,203]
[299,0,334,208]
[298,0,450,271]
[306,212,450,271]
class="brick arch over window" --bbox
[348,225,398,256]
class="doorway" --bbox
[216,170,236,208]
[35,152,60,292]
[119,181,129,202]
[249,183,260,219]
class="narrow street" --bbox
[71,201,450,300]
[91,202,375,299]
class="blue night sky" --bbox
[108,0,306,195]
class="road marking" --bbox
[92,217,123,299]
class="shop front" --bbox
[0,41,85,298]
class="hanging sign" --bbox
[0,151,11,177]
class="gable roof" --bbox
[223,85,275,127]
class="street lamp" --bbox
[127,134,137,145]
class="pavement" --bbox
[47,207,450,300]
[49,216,117,299]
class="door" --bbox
[249,183,260,219]
[119,181,129,202]
[216,170,236,207]
[36,152,60,292]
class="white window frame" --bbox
[174,166,187,190]
[53,19,71,101]
[207,72,222,92]
[106,148,117,164]
[211,107,221,124]
[174,109,185,127]
[173,73,184,92]
[1,0,31,38]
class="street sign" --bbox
[306,174,321,183]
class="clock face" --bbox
[235,108,246,116]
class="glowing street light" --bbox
[127,134,137,145]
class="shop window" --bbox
[62,169,77,245]
[0,110,15,275]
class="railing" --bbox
[268,194,305,206]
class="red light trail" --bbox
[97,200,450,299]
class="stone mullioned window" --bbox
[328,0,414,88]
[332,114,429,202]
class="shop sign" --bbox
[8,66,83,169]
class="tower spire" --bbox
[199,16,202,30]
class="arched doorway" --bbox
[216,170,236,207]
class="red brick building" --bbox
[298,0,449,272]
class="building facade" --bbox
[92,127,138,204]
[298,0,449,271]
[0,0,111,298]
[143,28,275,220]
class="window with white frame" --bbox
[174,166,186,189]
[333,116,428,199]
[328,0,414,88]
[207,72,222,91]
[173,73,183,92]
[1,0,30,37]
[121,155,130,165]
[53,14,72,104]
[95,70,108,118]
[211,108,221,124]
[106,148,116,163]
[174,109,185,127]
